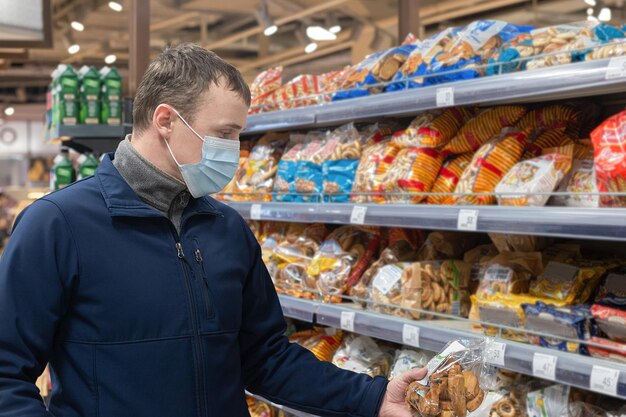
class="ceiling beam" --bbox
[203,0,350,51]
[150,12,200,31]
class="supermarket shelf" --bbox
[48,124,130,141]
[277,295,626,400]
[243,59,626,134]
[246,392,319,417]
[227,202,626,241]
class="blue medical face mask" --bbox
[163,107,240,198]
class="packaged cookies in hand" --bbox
[496,144,574,206]
[453,129,529,205]
[443,106,527,155]
[591,110,626,207]
[405,339,489,417]
[308,226,381,298]
[427,153,474,205]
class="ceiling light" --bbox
[587,7,594,15]
[108,1,123,12]
[327,12,342,34]
[304,42,318,54]
[584,0,596,5]
[4,106,15,116]
[329,25,342,34]
[105,54,117,64]
[306,26,337,41]
[263,25,278,36]
[68,44,80,54]
[71,21,84,31]
[598,7,612,21]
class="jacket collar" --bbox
[96,153,223,219]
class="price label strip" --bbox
[532,353,557,381]
[590,365,620,396]
[485,341,506,366]
[402,324,420,348]
[606,56,626,80]
[350,205,368,225]
[436,87,455,107]
[340,311,356,333]
[457,209,479,231]
[250,204,262,220]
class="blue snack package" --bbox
[593,23,626,42]
[486,33,534,76]
[273,133,307,202]
[428,20,531,85]
[323,159,360,203]
[523,302,590,354]
[293,160,323,202]
[331,51,386,101]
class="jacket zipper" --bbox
[194,246,213,319]
[171,229,207,417]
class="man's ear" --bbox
[152,104,175,139]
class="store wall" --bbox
[0,120,58,157]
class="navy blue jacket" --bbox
[0,154,388,417]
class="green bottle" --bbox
[77,153,99,180]
[100,66,123,125]
[78,66,101,125]
[52,65,79,126]
[50,147,76,191]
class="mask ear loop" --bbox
[169,106,205,143]
[162,136,182,166]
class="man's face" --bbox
[168,78,248,165]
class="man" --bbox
[0,43,425,417]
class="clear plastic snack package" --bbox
[590,304,626,343]
[370,262,414,316]
[475,251,543,299]
[526,385,571,417]
[237,132,289,201]
[516,104,583,135]
[332,334,392,378]
[529,261,598,304]
[496,144,574,207]
[307,226,382,299]
[389,348,433,380]
[293,131,328,202]
[273,133,307,202]
[384,147,444,204]
[351,139,392,203]
[405,338,494,417]
[552,143,599,208]
[323,123,363,203]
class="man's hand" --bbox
[378,367,427,417]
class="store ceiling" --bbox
[0,0,623,105]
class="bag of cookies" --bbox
[551,141,599,207]
[332,334,392,377]
[331,51,390,101]
[522,127,574,160]
[290,327,344,362]
[237,133,289,201]
[351,228,422,301]
[351,140,390,203]
[268,74,323,110]
[384,147,445,204]
[516,104,583,136]
[591,110,626,207]
[273,133,307,202]
[323,123,363,203]
[218,140,254,201]
[529,261,598,304]
[525,22,597,71]
[453,129,529,205]
[370,262,415,316]
[486,33,534,76]
[405,339,491,417]
[443,106,527,155]
[496,144,574,206]
[308,226,381,298]
[427,153,474,205]
[291,131,328,202]
[476,251,543,298]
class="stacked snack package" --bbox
[453,129,529,205]
[552,140,599,207]
[218,139,255,201]
[428,20,531,85]
[237,133,289,201]
[443,106,527,155]
[486,33,534,75]
[405,339,493,417]
[273,223,329,298]
[292,131,328,202]
[332,334,391,377]
[268,74,323,110]
[588,267,626,362]
[384,147,444,204]
[427,153,474,205]
[288,327,344,362]
[495,144,574,206]
[352,140,399,203]
[516,104,583,138]
[521,127,574,160]
[591,110,626,207]
[307,226,381,301]
[273,133,306,202]
[249,66,283,114]
[323,123,363,202]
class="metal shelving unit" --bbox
[46,124,132,154]
[246,391,319,417]
[278,295,626,400]
[243,58,626,134]
[225,201,626,241]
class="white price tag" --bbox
[250,204,262,220]
[402,324,420,348]
[340,311,356,332]
[436,87,455,107]
[590,365,619,396]
[532,353,557,381]
[485,342,506,366]
[606,56,626,80]
[457,209,479,231]
[350,205,368,225]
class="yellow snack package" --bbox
[529,261,597,304]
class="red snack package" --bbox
[591,110,626,207]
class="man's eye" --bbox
[220,131,233,138]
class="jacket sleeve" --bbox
[238,223,388,417]
[0,199,79,416]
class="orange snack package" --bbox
[427,153,474,205]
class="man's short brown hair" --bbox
[132,43,251,133]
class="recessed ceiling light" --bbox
[4,106,15,116]
[108,1,123,12]
[71,21,84,31]
[105,54,117,64]
[264,25,278,36]
[598,7,612,21]
[68,44,80,54]
[304,42,318,54]
[306,26,337,41]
